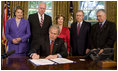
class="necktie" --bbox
[77,23,80,35]
[99,23,103,28]
[50,41,54,55]
[40,15,43,27]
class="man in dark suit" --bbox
[28,2,52,50]
[86,9,117,55]
[29,25,67,59]
[70,10,91,56]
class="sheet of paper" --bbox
[50,58,74,64]
[79,59,86,61]
[29,59,55,66]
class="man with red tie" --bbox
[70,10,91,56]
[29,25,67,59]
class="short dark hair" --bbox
[14,6,24,17]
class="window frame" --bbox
[78,1,106,22]
[28,1,52,17]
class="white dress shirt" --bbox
[38,13,44,23]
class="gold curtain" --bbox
[53,1,78,27]
[106,1,117,61]
[1,1,28,33]
[10,1,28,19]
[73,1,78,22]
[1,1,28,19]
[106,1,117,25]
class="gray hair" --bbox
[76,10,84,16]
[49,24,60,34]
[96,9,106,14]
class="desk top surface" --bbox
[1,56,117,70]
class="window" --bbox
[28,1,52,17]
[80,1,105,22]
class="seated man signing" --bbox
[29,25,68,59]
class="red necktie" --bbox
[50,41,54,55]
[40,15,43,27]
[77,23,80,35]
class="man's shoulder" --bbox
[44,14,51,18]
[105,20,115,25]
[83,20,91,25]
[29,13,38,16]
[105,20,116,29]
[71,22,77,27]
[56,38,64,43]
[90,22,99,29]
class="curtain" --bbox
[53,1,78,27]
[1,1,28,19]
[10,1,28,19]
[1,1,28,28]
[106,1,117,25]
[106,1,117,61]
[1,1,28,33]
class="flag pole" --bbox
[68,1,74,28]
[2,1,11,52]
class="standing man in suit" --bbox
[29,25,67,59]
[28,2,52,50]
[70,10,91,56]
[86,9,117,55]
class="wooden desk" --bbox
[1,56,117,70]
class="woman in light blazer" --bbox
[5,6,31,56]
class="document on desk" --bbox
[29,58,74,66]
[50,58,74,64]
[29,59,55,66]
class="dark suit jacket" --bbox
[29,37,68,58]
[70,21,91,56]
[89,20,116,49]
[28,13,52,50]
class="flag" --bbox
[68,1,74,28]
[2,1,11,52]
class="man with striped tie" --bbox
[28,2,52,52]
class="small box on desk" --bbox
[98,61,117,68]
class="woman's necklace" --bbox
[16,19,20,27]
